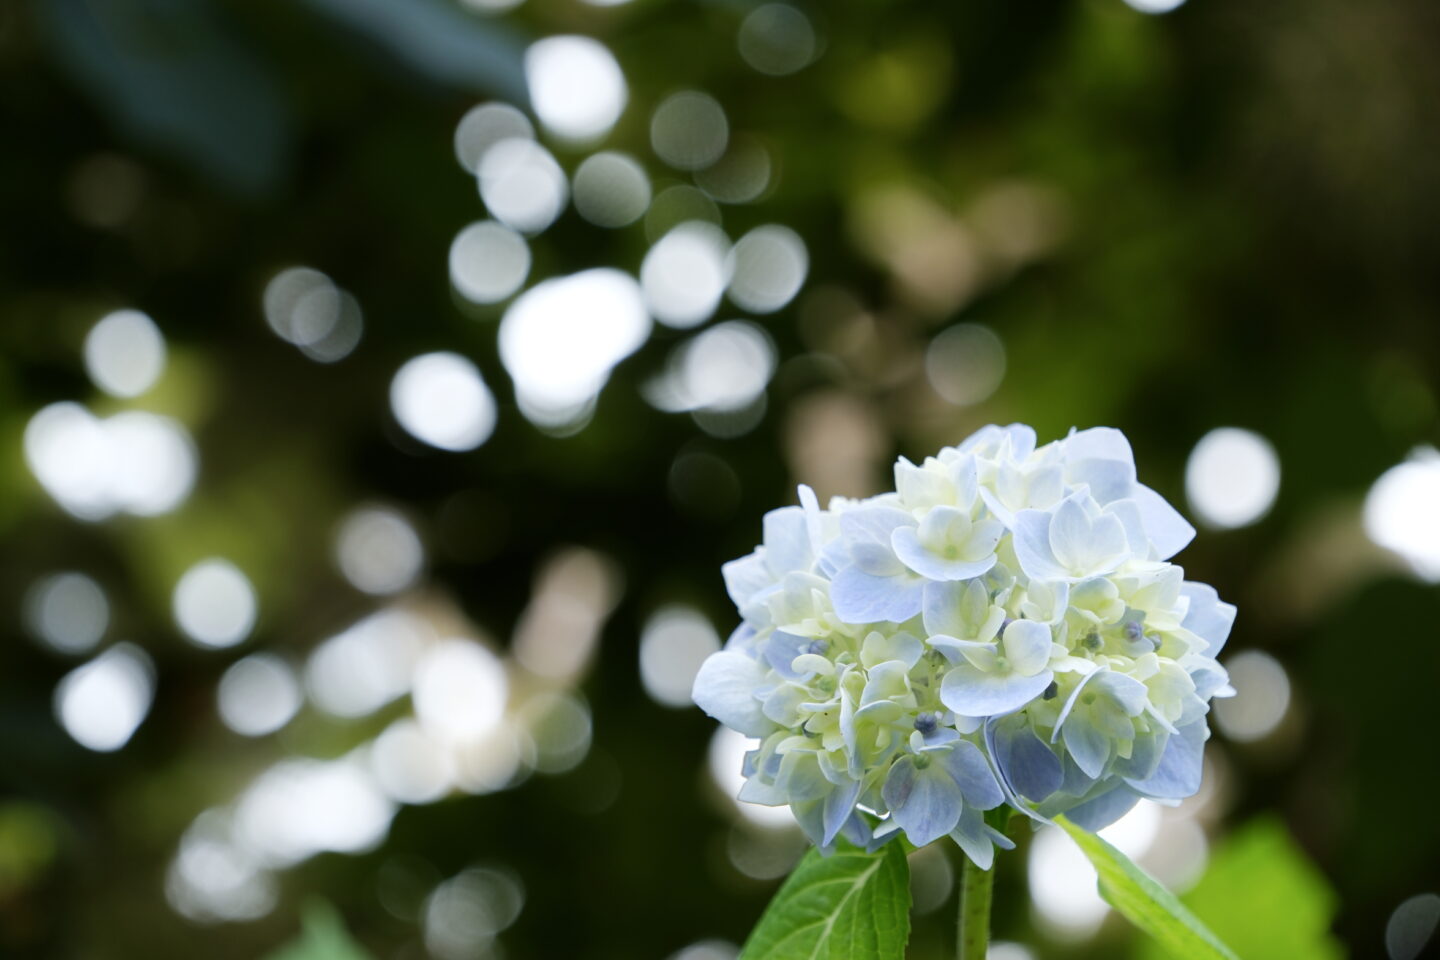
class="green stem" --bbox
[957,854,995,960]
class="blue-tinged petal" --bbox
[1012,509,1069,581]
[1106,497,1149,559]
[691,651,774,737]
[882,756,964,847]
[822,777,861,845]
[1188,661,1233,700]
[922,579,990,639]
[762,683,809,725]
[762,630,811,679]
[1134,483,1195,560]
[1052,669,1100,741]
[1064,426,1134,466]
[957,424,1005,454]
[763,506,813,576]
[724,623,756,652]
[1090,670,1151,717]
[1002,619,1053,677]
[721,552,771,611]
[950,804,1015,870]
[993,718,1063,802]
[1112,730,1165,781]
[979,486,1018,529]
[1067,457,1136,505]
[861,630,924,669]
[789,798,825,847]
[861,660,911,706]
[797,484,825,555]
[829,565,925,624]
[1180,581,1236,655]
[1125,720,1206,799]
[1061,715,1111,779]
[892,525,998,581]
[1064,785,1141,832]
[840,505,915,554]
[941,665,1053,718]
[737,776,788,806]
[945,740,1004,810]
[775,750,831,803]
[1004,424,1038,461]
[928,635,998,669]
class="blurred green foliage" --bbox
[1137,818,1343,960]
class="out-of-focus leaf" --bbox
[263,902,375,960]
[739,840,910,960]
[1136,818,1344,960]
[33,0,289,195]
[301,0,528,105]
[1056,816,1237,960]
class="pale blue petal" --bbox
[1056,750,1100,797]
[840,505,915,576]
[797,483,825,555]
[721,552,771,611]
[1134,483,1195,560]
[1112,730,1164,781]
[957,424,1005,454]
[1003,424,1038,460]
[1180,582,1236,655]
[1012,509,1069,581]
[691,651,774,737]
[1090,670,1151,717]
[823,778,862,845]
[1062,715,1111,779]
[1064,785,1141,832]
[950,804,1010,870]
[816,538,850,578]
[761,683,808,725]
[724,623,756,652]
[941,665,1054,718]
[882,756,964,847]
[921,580,970,638]
[892,525,999,581]
[1189,662,1232,700]
[763,506,813,577]
[1067,457,1136,505]
[1002,619,1053,677]
[1125,720,1206,799]
[1106,497,1149,559]
[950,454,979,507]
[762,630,811,679]
[861,630,925,669]
[992,718,1063,802]
[1047,496,1094,567]
[1065,427,1134,466]
[944,740,1004,810]
[790,798,825,847]
[1052,669,1100,741]
[776,750,830,803]
[829,566,925,624]
[978,486,1017,529]
[737,776,788,806]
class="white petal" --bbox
[1001,619,1052,676]
[691,651,774,737]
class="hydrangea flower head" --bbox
[693,425,1236,867]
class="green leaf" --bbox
[739,840,911,960]
[262,901,376,960]
[1135,818,1343,960]
[1056,815,1238,960]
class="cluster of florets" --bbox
[693,425,1236,867]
